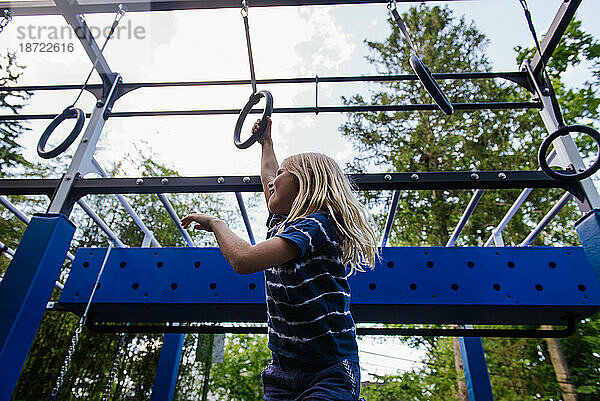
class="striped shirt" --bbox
[265,212,359,365]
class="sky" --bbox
[2,0,600,379]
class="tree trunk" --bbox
[542,326,578,401]
[452,334,468,401]
[201,334,214,401]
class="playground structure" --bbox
[0,0,600,400]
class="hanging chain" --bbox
[50,244,113,400]
[102,333,128,401]
[70,4,127,108]
[0,9,12,34]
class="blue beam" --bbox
[151,332,185,401]
[58,246,600,326]
[0,214,75,401]
[460,337,494,401]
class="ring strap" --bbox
[242,3,258,94]
[389,7,420,57]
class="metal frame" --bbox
[1,1,599,400]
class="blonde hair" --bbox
[279,152,378,274]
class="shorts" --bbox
[262,352,363,401]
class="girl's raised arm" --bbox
[256,117,278,205]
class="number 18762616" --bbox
[19,42,75,52]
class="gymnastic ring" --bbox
[37,106,85,159]
[409,55,454,115]
[538,125,600,181]
[234,90,273,149]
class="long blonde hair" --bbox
[279,152,378,274]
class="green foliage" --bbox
[0,51,31,176]
[209,334,270,401]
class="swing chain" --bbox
[50,245,113,399]
[102,334,128,401]
[70,4,127,108]
[0,9,12,34]
[50,320,84,398]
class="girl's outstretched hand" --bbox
[256,116,272,145]
[180,213,219,232]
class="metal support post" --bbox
[157,193,195,247]
[150,327,185,401]
[235,192,255,245]
[519,192,572,247]
[460,337,494,401]
[447,189,485,247]
[484,189,533,247]
[0,214,75,401]
[380,190,401,247]
[91,158,160,247]
[77,199,126,248]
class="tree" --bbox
[341,4,599,400]
[0,51,31,274]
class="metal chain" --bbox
[50,244,113,400]
[102,333,128,401]
[0,10,13,34]
[70,4,127,108]
[50,321,84,399]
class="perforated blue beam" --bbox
[58,246,600,326]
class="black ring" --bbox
[410,55,454,115]
[234,90,273,149]
[37,106,85,159]
[538,125,600,181]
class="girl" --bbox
[181,117,377,401]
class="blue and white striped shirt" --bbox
[265,212,359,365]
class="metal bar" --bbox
[157,193,195,247]
[446,189,485,247]
[380,190,400,247]
[76,199,126,248]
[519,192,573,247]
[86,319,576,338]
[235,192,256,245]
[0,196,31,224]
[529,0,583,77]
[2,0,485,17]
[91,158,160,247]
[0,71,530,93]
[0,102,542,121]
[0,240,15,257]
[484,188,533,247]
[483,151,558,247]
[460,337,494,400]
[0,171,584,198]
